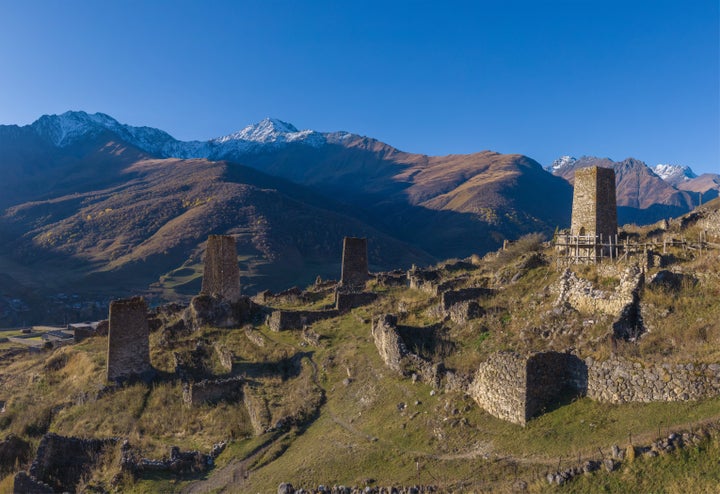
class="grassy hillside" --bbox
[1,202,719,492]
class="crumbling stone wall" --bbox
[244,386,271,435]
[371,314,408,372]
[335,291,377,312]
[183,377,244,406]
[555,265,645,339]
[18,433,116,493]
[440,287,494,311]
[13,472,53,494]
[571,166,617,238]
[184,293,256,330]
[340,237,369,288]
[586,357,720,403]
[268,309,338,331]
[201,235,241,302]
[0,434,31,475]
[107,297,152,382]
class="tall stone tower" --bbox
[571,166,617,239]
[106,296,152,382]
[201,235,241,302]
[340,237,369,288]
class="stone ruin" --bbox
[106,296,153,383]
[340,236,369,289]
[182,377,244,407]
[469,351,587,426]
[201,234,241,302]
[14,433,117,493]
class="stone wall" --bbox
[335,291,377,312]
[586,356,720,403]
[526,352,587,420]
[469,351,720,425]
[340,237,369,288]
[557,265,645,340]
[19,433,116,493]
[107,297,153,382]
[13,472,53,494]
[201,235,241,302]
[370,314,407,373]
[268,309,338,331]
[244,386,271,435]
[571,166,617,238]
[469,352,527,425]
[469,351,586,425]
[183,294,256,330]
[0,434,31,475]
[440,287,493,310]
[183,377,244,406]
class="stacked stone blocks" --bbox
[340,237,369,288]
[106,296,152,382]
[571,166,618,239]
[201,235,241,302]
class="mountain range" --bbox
[0,111,717,324]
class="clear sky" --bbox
[0,0,718,173]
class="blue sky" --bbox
[0,0,717,173]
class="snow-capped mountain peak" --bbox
[28,112,329,159]
[548,155,577,172]
[31,111,122,146]
[214,117,318,145]
[653,164,697,185]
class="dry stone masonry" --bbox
[340,237,369,288]
[586,356,720,403]
[469,351,586,425]
[201,235,241,302]
[571,166,617,238]
[106,296,153,382]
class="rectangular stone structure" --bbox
[201,235,241,302]
[106,297,151,382]
[571,166,617,238]
[340,237,369,288]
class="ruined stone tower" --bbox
[106,297,152,382]
[340,237,369,288]
[571,166,618,239]
[201,235,241,302]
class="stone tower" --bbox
[201,235,241,302]
[106,297,152,382]
[340,237,369,288]
[571,166,617,239]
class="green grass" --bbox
[553,435,720,494]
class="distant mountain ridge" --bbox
[548,155,719,223]
[0,111,714,324]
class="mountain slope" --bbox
[550,155,698,224]
[0,157,434,320]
